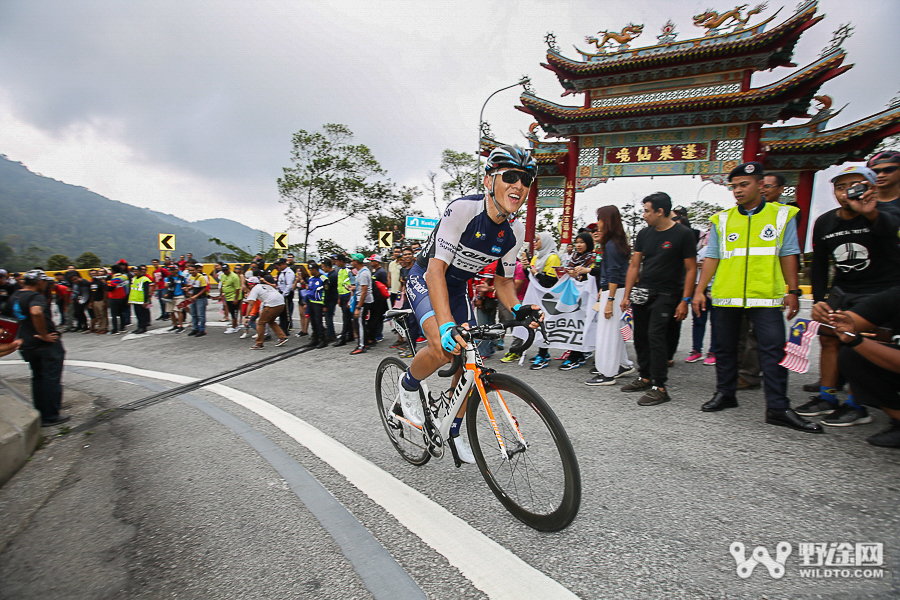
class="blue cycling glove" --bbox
[439,322,458,353]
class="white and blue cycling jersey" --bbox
[408,194,525,328]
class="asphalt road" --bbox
[0,308,897,599]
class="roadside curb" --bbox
[0,379,41,488]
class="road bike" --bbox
[375,309,581,531]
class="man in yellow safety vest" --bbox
[128,265,153,334]
[692,162,822,434]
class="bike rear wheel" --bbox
[466,373,580,531]
[375,357,430,466]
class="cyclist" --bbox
[397,145,545,462]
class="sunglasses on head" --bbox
[496,170,533,188]
[872,165,899,175]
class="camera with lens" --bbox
[847,182,869,200]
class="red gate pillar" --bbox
[525,182,537,251]
[795,170,815,250]
[560,137,578,245]
[743,123,761,162]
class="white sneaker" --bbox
[223,327,237,334]
[239,331,249,339]
[453,434,476,464]
[397,374,424,427]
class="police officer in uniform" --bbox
[692,162,823,433]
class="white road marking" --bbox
[3,359,581,600]
[119,321,229,340]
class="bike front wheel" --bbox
[375,357,430,466]
[466,373,581,531]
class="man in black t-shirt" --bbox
[11,269,69,426]
[813,285,900,447]
[799,166,900,426]
[621,192,697,406]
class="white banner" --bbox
[515,273,597,351]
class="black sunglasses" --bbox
[497,170,533,188]
[872,165,899,175]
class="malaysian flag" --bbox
[779,318,821,373]
[620,308,634,342]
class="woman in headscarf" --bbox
[566,231,596,281]
[529,232,561,370]
[529,232,561,286]
[557,231,598,369]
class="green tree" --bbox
[207,237,299,263]
[278,123,390,260]
[75,252,102,268]
[620,200,645,246]
[315,238,346,259]
[13,245,46,271]
[4,234,23,254]
[440,149,480,202]
[208,237,254,262]
[46,254,71,271]
[687,199,724,226]
[875,134,900,153]
[0,241,13,265]
[365,186,423,247]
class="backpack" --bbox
[374,280,390,299]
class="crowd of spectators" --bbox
[1,153,899,446]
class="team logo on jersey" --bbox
[662,241,672,249]
[475,231,483,238]
[727,233,740,243]
[491,246,502,254]
[759,224,777,241]
[497,231,504,238]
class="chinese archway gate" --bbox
[493,1,900,246]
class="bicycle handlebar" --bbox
[437,319,545,377]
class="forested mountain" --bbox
[0,155,269,267]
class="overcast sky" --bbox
[1,0,896,251]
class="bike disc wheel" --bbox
[466,373,580,531]
[376,356,430,466]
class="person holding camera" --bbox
[795,166,900,426]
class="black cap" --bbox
[728,161,764,181]
[274,258,288,265]
[335,253,348,262]
[672,205,688,216]
[307,261,319,270]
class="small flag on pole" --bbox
[620,308,634,342]
[779,318,821,373]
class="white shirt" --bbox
[276,267,295,296]
[246,284,285,308]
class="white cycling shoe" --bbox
[397,374,425,427]
[453,434,476,464]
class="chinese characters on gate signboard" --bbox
[604,143,709,163]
